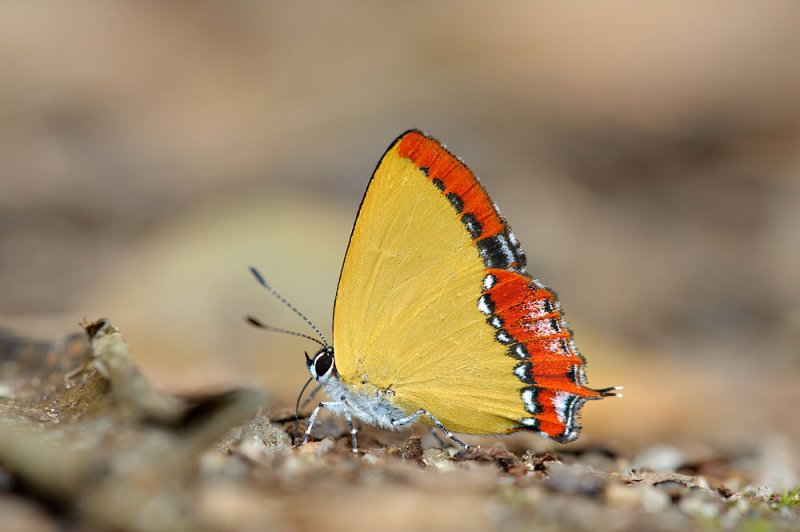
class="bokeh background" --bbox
[2,2,799,455]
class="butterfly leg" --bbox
[301,401,341,445]
[392,409,470,450]
[342,409,359,452]
[301,400,360,452]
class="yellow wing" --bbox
[333,133,525,434]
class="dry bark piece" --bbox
[78,318,185,424]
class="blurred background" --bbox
[1,1,799,454]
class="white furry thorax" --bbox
[316,373,410,430]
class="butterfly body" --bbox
[259,130,618,450]
[309,349,408,430]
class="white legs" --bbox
[301,401,359,452]
[301,401,340,445]
[301,402,468,451]
[343,409,358,452]
[390,409,469,449]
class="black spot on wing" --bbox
[560,339,570,355]
[476,234,521,269]
[508,232,527,271]
[461,213,483,239]
[508,343,529,360]
[514,361,533,383]
[519,416,540,431]
[521,385,539,413]
[446,192,464,213]
[478,294,495,315]
[566,365,576,384]
[487,315,504,328]
[495,329,514,345]
[563,394,581,432]
[566,365,581,386]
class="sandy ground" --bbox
[0,322,797,531]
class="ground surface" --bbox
[1,323,797,532]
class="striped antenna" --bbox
[248,266,329,347]
[245,316,324,347]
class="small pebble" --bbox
[422,448,454,470]
[402,434,423,460]
[361,453,380,466]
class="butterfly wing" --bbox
[333,130,608,442]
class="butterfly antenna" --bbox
[245,316,324,347]
[249,266,329,347]
[300,382,323,409]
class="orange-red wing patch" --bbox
[398,131,527,272]
[481,269,609,442]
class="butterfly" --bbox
[250,130,619,451]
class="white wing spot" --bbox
[514,363,530,382]
[512,344,529,359]
[478,295,492,315]
[522,388,538,413]
[552,391,571,424]
[496,330,513,344]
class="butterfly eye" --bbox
[313,352,334,378]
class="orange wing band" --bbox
[398,131,506,238]
[483,269,605,441]
[398,131,527,272]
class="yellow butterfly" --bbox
[251,130,619,451]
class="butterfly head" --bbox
[306,346,336,382]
